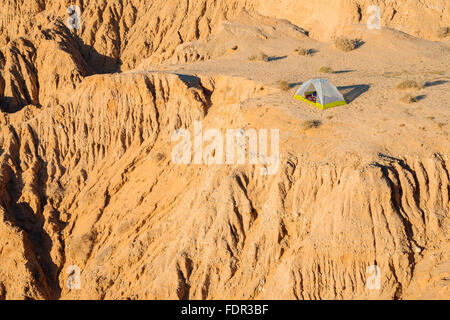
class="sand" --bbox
[0,1,448,300]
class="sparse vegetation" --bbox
[155,152,166,161]
[437,27,449,38]
[278,80,291,91]
[400,94,419,104]
[334,37,361,52]
[301,120,322,130]
[294,47,314,56]
[231,45,239,51]
[69,229,98,260]
[248,52,269,62]
[396,80,424,90]
[318,66,334,74]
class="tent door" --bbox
[304,91,317,103]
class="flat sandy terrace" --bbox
[131,24,449,163]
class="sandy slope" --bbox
[0,2,449,300]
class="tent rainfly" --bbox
[294,78,347,110]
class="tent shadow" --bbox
[338,84,370,103]
[289,81,303,88]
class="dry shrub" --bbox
[248,52,269,62]
[155,152,166,161]
[301,120,322,130]
[69,229,98,261]
[400,94,418,104]
[294,47,314,56]
[278,80,291,91]
[334,37,360,51]
[318,66,334,74]
[396,80,424,90]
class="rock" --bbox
[0,0,448,300]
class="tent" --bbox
[294,78,347,110]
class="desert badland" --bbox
[0,0,449,300]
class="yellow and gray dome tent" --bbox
[294,78,347,110]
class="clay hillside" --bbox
[0,0,449,300]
